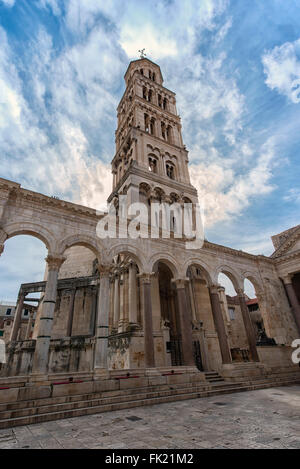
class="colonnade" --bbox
[3,242,300,377]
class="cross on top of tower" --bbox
[138,48,146,59]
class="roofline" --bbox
[124,57,163,82]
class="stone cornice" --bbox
[270,225,300,259]
[203,240,274,263]
[0,177,103,220]
[273,248,300,264]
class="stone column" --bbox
[209,285,232,364]
[140,274,155,368]
[283,275,300,333]
[113,275,120,329]
[32,255,65,376]
[173,279,195,366]
[66,288,76,337]
[10,292,25,342]
[237,289,260,362]
[128,262,138,326]
[94,267,111,375]
[25,310,34,340]
[187,278,197,323]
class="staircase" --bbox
[0,369,299,429]
[204,371,225,384]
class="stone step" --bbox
[0,379,245,420]
[0,380,211,412]
[0,382,212,420]
[1,376,299,429]
[0,383,256,429]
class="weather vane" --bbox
[138,48,146,59]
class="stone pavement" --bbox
[0,385,299,449]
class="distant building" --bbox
[0,302,36,343]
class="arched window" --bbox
[148,157,157,173]
[166,162,175,180]
[140,69,144,75]
[158,94,162,107]
[143,86,147,100]
[152,72,156,82]
[144,114,149,132]
[166,125,172,143]
[161,122,166,139]
[148,89,152,102]
[150,117,155,135]
[163,97,167,110]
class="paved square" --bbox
[0,386,299,449]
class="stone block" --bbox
[18,385,51,401]
[119,377,148,390]
[52,381,93,397]
[166,374,189,385]
[0,387,19,403]
[93,379,120,393]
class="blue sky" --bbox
[0,0,299,300]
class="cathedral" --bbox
[0,57,299,427]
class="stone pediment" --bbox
[271,225,300,258]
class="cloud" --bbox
[190,139,276,227]
[284,188,300,204]
[0,0,15,7]
[262,38,300,103]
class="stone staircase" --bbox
[0,369,299,429]
[204,371,225,384]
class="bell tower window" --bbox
[161,122,166,139]
[148,157,157,173]
[144,114,149,132]
[166,163,175,180]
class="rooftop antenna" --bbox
[138,48,146,59]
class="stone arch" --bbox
[107,243,146,272]
[183,258,213,286]
[2,221,57,253]
[57,234,102,260]
[149,252,179,278]
[242,271,264,295]
[213,264,242,292]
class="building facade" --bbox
[0,58,299,383]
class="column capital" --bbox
[209,283,221,294]
[138,272,154,284]
[281,274,293,285]
[45,254,66,271]
[236,288,245,297]
[99,263,113,278]
[172,278,189,289]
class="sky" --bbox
[0,0,299,301]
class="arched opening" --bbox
[51,244,100,340]
[244,277,275,346]
[0,235,47,343]
[218,271,253,362]
[186,264,213,371]
[155,261,183,366]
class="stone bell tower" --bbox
[108,56,198,211]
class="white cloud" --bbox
[0,0,15,7]
[284,188,300,204]
[262,38,300,103]
[190,139,276,227]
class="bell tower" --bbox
[108,56,198,210]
